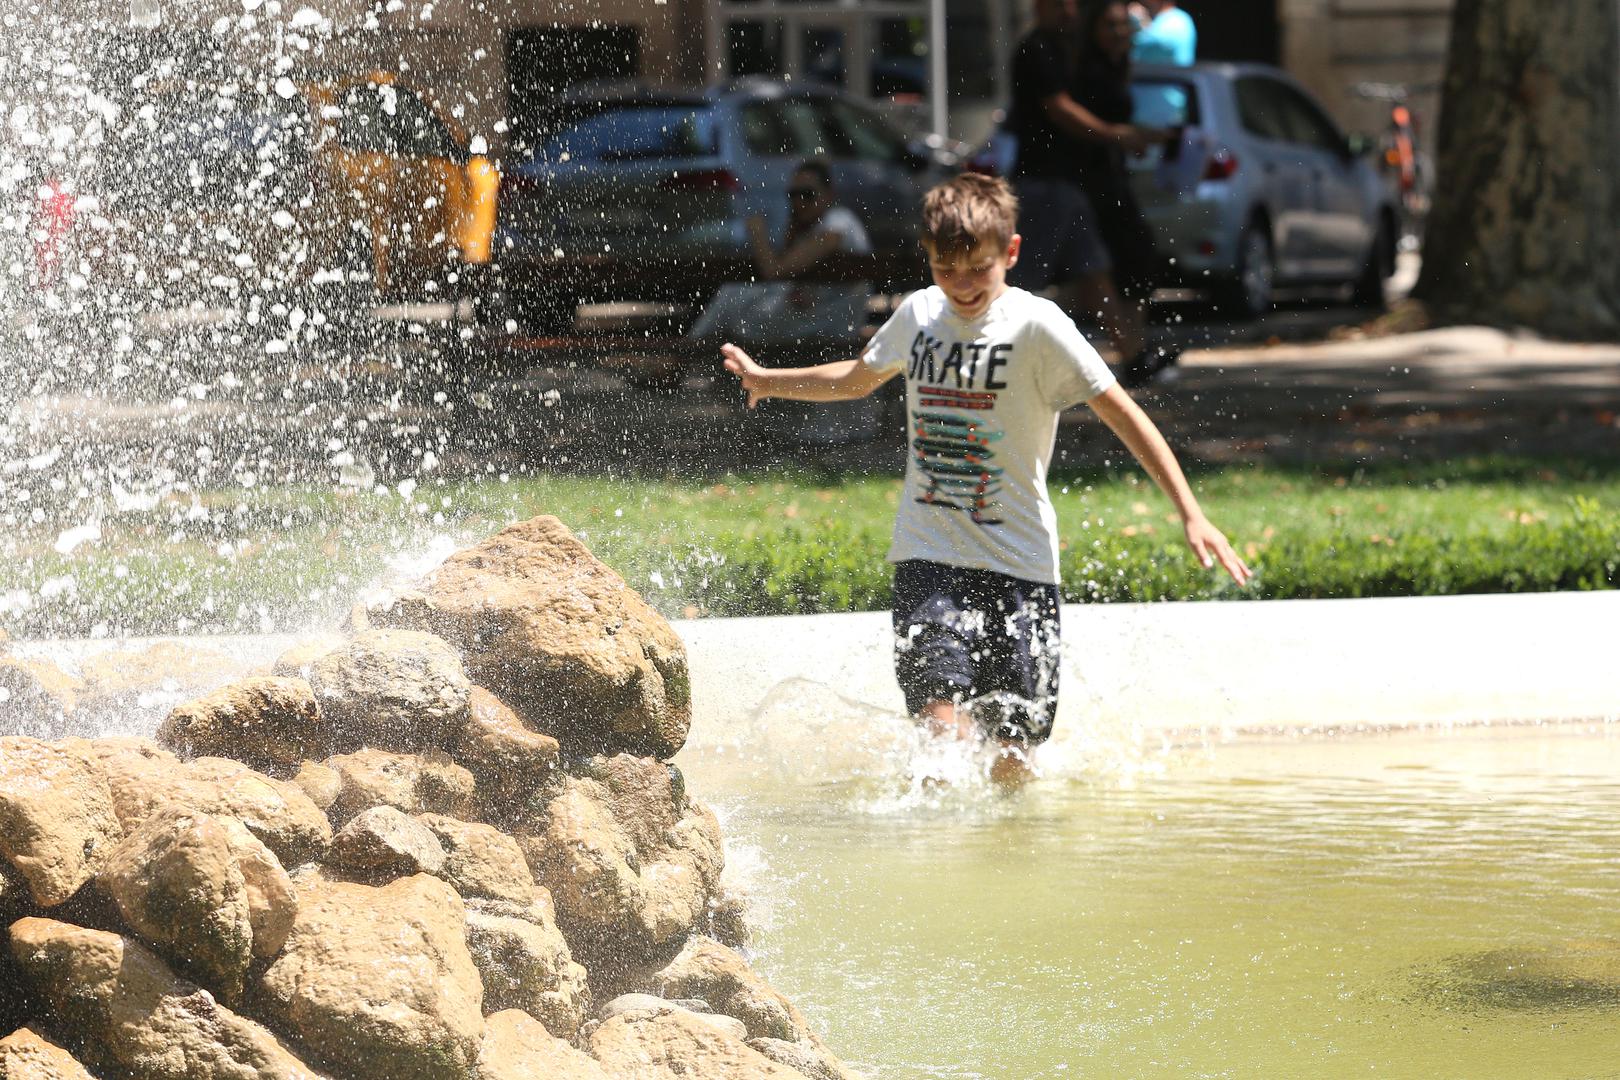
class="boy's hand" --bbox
[720,343,769,409]
[1184,514,1252,586]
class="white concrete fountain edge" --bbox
[674,591,1620,744]
[15,591,1615,744]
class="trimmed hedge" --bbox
[605,493,1620,618]
[2,463,1616,637]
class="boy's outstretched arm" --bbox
[721,343,895,409]
[1087,385,1253,586]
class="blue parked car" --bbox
[977,62,1399,317]
[494,78,954,330]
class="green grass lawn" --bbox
[3,457,1616,638]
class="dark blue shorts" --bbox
[891,559,1062,744]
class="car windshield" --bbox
[537,103,719,163]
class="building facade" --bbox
[8,0,1453,156]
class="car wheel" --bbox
[1216,223,1275,320]
[499,283,578,336]
[1351,215,1396,309]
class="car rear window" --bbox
[738,99,825,157]
[335,84,464,161]
[1131,78,1199,128]
[739,97,910,162]
[1234,77,1290,141]
[538,104,719,163]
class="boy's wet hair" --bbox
[921,173,1019,256]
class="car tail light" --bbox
[34,180,76,285]
[658,169,740,194]
[1202,149,1238,181]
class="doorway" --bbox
[506,25,641,147]
[1179,0,1281,65]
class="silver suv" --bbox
[1129,62,1399,315]
[974,62,1399,317]
[492,78,953,330]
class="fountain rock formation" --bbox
[0,515,859,1080]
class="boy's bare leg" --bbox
[920,699,975,741]
[1064,272,1144,362]
[920,700,1037,788]
[988,739,1036,788]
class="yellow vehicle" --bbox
[33,70,497,321]
[300,72,498,295]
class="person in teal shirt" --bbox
[1129,1,1196,129]
[1130,1,1196,66]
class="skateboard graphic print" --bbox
[905,328,1012,527]
[911,407,1006,525]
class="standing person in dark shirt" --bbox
[1006,0,1172,386]
[1073,0,1178,384]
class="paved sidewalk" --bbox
[483,320,1620,474]
[1056,325,1620,467]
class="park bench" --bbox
[482,247,930,388]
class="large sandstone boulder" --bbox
[322,751,473,829]
[268,636,345,681]
[0,658,81,738]
[323,749,475,825]
[701,887,752,951]
[257,873,482,1080]
[326,807,446,882]
[650,936,861,1080]
[97,808,295,1001]
[463,896,590,1039]
[288,763,340,813]
[453,688,559,816]
[372,516,691,759]
[748,1037,861,1080]
[0,738,122,906]
[71,738,178,819]
[0,1025,97,1079]
[75,743,330,868]
[475,1010,610,1080]
[417,815,533,905]
[588,1008,805,1080]
[305,630,470,754]
[524,758,723,961]
[651,936,809,1043]
[0,862,23,922]
[596,995,747,1041]
[6,918,329,1080]
[157,678,325,770]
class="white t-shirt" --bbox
[861,286,1116,584]
[815,206,872,255]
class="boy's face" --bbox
[925,236,1021,321]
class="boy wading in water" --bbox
[721,174,1251,785]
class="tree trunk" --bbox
[1411,0,1620,339]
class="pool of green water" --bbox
[681,723,1620,1079]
